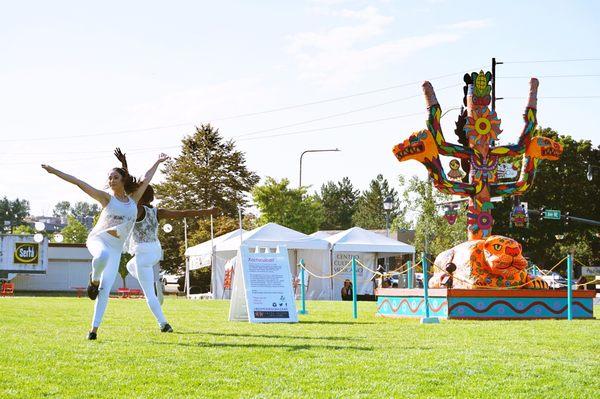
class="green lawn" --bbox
[0,297,598,399]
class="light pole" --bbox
[299,148,340,187]
[383,195,393,238]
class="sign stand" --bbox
[229,245,298,323]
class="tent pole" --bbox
[330,249,334,300]
[210,214,215,299]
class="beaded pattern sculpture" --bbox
[393,71,563,240]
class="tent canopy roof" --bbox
[326,227,415,253]
[184,228,246,257]
[218,223,330,251]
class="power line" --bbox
[0,111,426,164]
[502,95,600,99]
[236,111,424,142]
[499,74,600,79]
[209,67,481,121]
[502,58,600,64]
[0,67,481,143]
[234,83,461,139]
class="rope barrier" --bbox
[297,259,353,279]
[554,278,600,288]
[574,258,595,268]
[427,255,569,290]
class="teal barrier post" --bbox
[407,260,413,288]
[351,256,358,319]
[299,259,307,315]
[567,253,573,321]
[420,252,439,324]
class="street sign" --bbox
[544,209,561,220]
[581,266,600,276]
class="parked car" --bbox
[160,272,184,293]
[538,270,567,289]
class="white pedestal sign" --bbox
[229,245,298,323]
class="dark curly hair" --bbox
[111,167,141,194]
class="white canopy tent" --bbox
[185,223,331,300]
[325,227,415,299]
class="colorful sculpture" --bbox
[428,236,548,289]
[510,203,529,228]
[392,70,563,289]
[443,204,459,225]
[447,159,465,181]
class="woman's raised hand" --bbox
[157,153,169,163]
[41,164,55,174]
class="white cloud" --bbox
[286,6,460,87]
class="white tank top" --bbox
[126,205,161,254]
[87,195,137,246]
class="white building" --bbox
[11,243,141,292]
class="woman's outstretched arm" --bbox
[157,207,218,220]
[131,153,169,203]
[41,165,110,206]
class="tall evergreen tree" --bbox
[317,177,359,230]
[155,124,259,273]
[252,177,323,234]
[352,174,399,229]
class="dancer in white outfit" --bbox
[41,153,169,340]
[114,148,217,333]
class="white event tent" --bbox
[325,227,415,299]
[185,223,331,300]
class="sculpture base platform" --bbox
[375,288,596,320]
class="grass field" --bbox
[0,297,598,398]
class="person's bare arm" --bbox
[157,207,218,220]
[130,153,169,203]
[41,165,110,206]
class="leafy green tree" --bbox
[352,174,400,229]
[118,253,133,288]
[155,124,259,273]
[71,201,100,219]
[398,176,467,257]
[493,129,600,270]
[12,224,35,235]
[60,216,89,243]
[0,197,30,229]
[317,177,359,230]
[252,177,323,234]
[53,201,71,218]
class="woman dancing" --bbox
[114,148,217,333]
[42,153,168,340]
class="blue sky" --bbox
[1,0,599,215]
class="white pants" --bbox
[126,248,168,327]
[87,233,123,329]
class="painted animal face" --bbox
[526,137,563,160]
[393,130,438,163]
[482,236,527,277]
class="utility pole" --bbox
[491,57,503,112]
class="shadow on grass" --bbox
[151,340,373,352]
[298,320,375,325]
[174,331,357,341]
